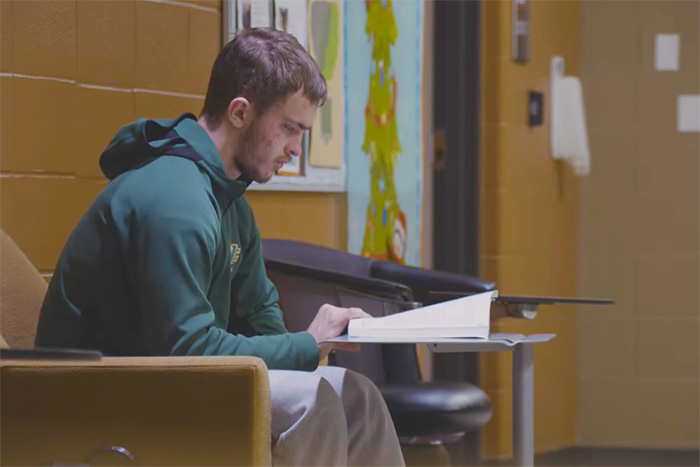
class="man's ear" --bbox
[227,97,253,129]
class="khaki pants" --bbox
[269,366,405,466]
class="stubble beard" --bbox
[234,120,273,184]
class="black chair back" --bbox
[335,288,422,385]
[371,260,496,305]
[265,268,389,385]
[262,239,422,386]
[261,238,494,458]
[261,238,374,277]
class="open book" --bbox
[347,291,497,339]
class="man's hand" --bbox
[306,304,372,361]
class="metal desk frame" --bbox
[427,336,551,467]
[329,333,553,466]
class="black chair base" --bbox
[402,443,453,467]
[381,381,492,440]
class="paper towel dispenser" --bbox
[550,56,591,176]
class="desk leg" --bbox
[513,343,534,466]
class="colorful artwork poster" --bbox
[346,0,423,266]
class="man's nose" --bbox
[287,135,303,158]
[285,147,298,159]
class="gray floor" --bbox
[483,447,700,467]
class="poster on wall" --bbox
[308,0,344,169]
[346,0,423,266]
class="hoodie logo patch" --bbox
[229,243,241,269]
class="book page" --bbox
[348,291,495,336]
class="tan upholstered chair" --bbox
[0,229,272,466]
[0,230,47,349]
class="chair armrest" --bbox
[370,260,496,305]
[265,259,414,302]
[1,356,271,466]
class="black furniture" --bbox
[261,238,496,465]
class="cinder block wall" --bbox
[479,0,580,457]
[0,0,219,274]
[0,0,346,279]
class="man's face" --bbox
[233,90,317,183]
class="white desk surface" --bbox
[327,332,556,352]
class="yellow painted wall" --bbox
[0,0,345,278]
[247,191,346,248]
[479,0,580,457]
[578,0,699,448]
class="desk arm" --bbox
[491,301,538,320]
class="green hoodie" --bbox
[35,114,319,370]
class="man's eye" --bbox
[285,124,300,134]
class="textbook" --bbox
[347,291,496,339]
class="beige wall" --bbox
[479,0,580,457]
[0,0,345,277]
[578,0,699,448]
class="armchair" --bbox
[1,356,270,466]
[261,238,494,465]
[0,230,272,466]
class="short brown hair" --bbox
[201,28,327,128]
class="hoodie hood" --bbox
[99,113,249,203]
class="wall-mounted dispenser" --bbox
[550,56,591,176]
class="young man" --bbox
[36,28,404,466]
